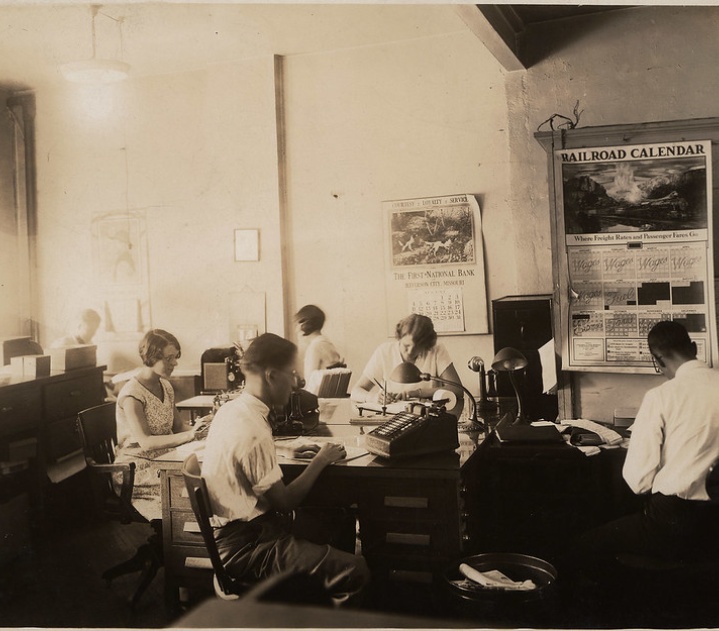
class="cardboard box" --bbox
[11,354,51,377]
[50,345,97,371]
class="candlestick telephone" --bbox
[364,402,458,459]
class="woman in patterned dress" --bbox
[115,329,207,522]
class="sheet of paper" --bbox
[538,338,557,394]
[275,436,368,464]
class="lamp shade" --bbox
[61,59,130,83]
[389,361,425,384]
[491,347,528,372]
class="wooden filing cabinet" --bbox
[160,469,213,608]
[0,366,106,513]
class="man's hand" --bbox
[314,442,347,465]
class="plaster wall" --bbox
[283,31,513,392]
[506,5,719,421]
[34,57,285,372]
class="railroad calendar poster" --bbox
[557,139,716,371]
[383,194,488,336]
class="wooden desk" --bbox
[155,419,482,612]
[0,365,106,521]
[471,433,633,560]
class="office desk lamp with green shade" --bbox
[389,362,484,431]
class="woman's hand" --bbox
[377,390,400,405]
[192,417,211,440]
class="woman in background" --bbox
[295,304,343,380]
[350,313,465,416]
[115,329,207,521]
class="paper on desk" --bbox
[276,437,368,464]
[174,440,207,458]
[538,338,558,394]
[46,451,86,483]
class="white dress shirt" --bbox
[623,360,719,500]
[202,392,283,526]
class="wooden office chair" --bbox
[181,452,246,599]
[76,402,162,610]
[611,460,719,625]
[181,453,332,605]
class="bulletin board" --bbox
[536,119,719,380]
[382,194,489,336]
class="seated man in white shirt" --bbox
[567,321,719,587]
[201,333,369,606]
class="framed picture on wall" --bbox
[234,229,260,262]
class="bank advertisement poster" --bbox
[556,140,716,371]
[383,194,488,335]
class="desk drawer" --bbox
[165,544,212,582]
[168,473,191,510]
[360,518,456,557]
[44,374,102,422]
[0,388,42,436]
[360,478,459,520]
[170,511,205,546]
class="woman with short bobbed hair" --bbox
[115,329,207,520]
[350,314,464,416]
[294,305,342,381]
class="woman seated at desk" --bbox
[115,329,208,521]
[350,313,465,416]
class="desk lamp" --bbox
[490,347,528,425]
[389,362,485,431]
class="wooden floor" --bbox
[0,476,170,629]
[4,473,719,629]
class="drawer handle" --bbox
[384,496,428,509]
[183,521,201,533]
[185,557,213,569]
[388,569,433,584]
[1,406,13,414]
[385,532,430,546]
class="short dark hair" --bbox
[295,305,326,336]
[395,314,437,354]
[241,333,297,375]
[648,321,695,358]
[139,329,181,367]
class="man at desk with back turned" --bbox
[569,320,719,591]
[201,333,369,606]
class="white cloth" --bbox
[623,360,719,500]
[114,376,176,521]
[202,392,283,526]
[303,334,341,379]
[361,340,453,397]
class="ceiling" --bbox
[0,4,470,90]
[510,4,631,27]
[0,3,638,91]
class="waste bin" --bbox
[442,552,557,624]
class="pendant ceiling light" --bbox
[61,5,129,84]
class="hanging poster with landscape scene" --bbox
[557,139,716,371]
[383,194,488,335]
